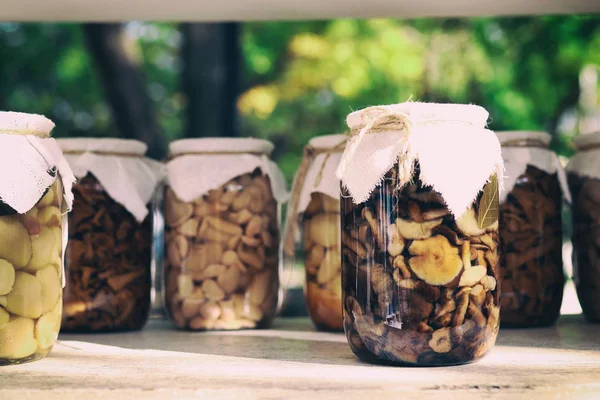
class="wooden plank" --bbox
[0,316,599,399]
[1,0,598,22]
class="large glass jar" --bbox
[0,112,74,365]
[58,139,164,332]
[496,131,567,327]
[282,134,346,331]
[337,103,503,366]
[567,132,600,322]
[164,138,287,330]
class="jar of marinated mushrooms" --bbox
[58,139,165,332]
[164,138,288,330]
[567,131,600,323]
[283,134,347,331]
[0,112,74,365]
[497,131,569,327]
[336,103,504,366]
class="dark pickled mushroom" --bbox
[499,165,564,327]
[62,173,152,332]
[569,173,600,322]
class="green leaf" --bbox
[477,174,499,229]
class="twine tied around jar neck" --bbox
[0,128,51,138]
[282,140,346,257]
[341,108,416,192]
[501,139,549,149]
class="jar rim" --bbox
[57,138,147,156]
[169,137,274,157]
[496,131,551,147]
[573,131,600,151]
[307,134,347,149]
[346,102,489,130]
[0,111,55,138]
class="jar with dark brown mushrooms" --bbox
[496,131,568,327]
[164,138,288,331]
[58,139,165,333]
[282,134,347,332]
[0,112,74,365]
[336,103,504,366]
[567,131,600,323]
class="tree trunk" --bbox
[181,23,240,138]
[82,23,167,160]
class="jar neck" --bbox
[501,139,549,149]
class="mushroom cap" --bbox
[408,235,463,286]
[396,218,443,240]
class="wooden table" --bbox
[1,315,599,399]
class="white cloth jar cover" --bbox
[167,138,289,204]
[282,134,346,257]
[57,138,166,222]
[336,102,505,219]
[296,134,347,215]
[0,111,76,287]
[496,131,571,204]
[566,131,600,181]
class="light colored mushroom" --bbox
[396,218,443,240]
[458,265,487,287]
[455,208,498,237]
[0,259,15,296]
[429,327,452,353]
[408,236,463,285]
[0,217,32,269]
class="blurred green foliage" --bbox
[0,17,598,182]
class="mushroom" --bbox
[0,259,15,296]
[458,265,487,287]
[6,271,43,319]
[480,275,497,291]
[396,218,443,240]
[408,235,463,285]
[461,242,471,269]
[0,317,37,359]
[455,208,498,237]
[165,189,193,227]
[0,217,32,269]
[387,223,405,257]
[429,327,452,353]
[36,266,61,314]
[392,255,411,279]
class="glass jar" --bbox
[0,112,74,365]
[164,138,287,330]
[496,131,566,327]
[282,134,346,331]
[337,103,503,366]
[58,139,163,332]
[567,132,600,322]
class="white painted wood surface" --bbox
[0,315,599,399]
[0,0,598,22]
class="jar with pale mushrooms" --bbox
[164,138,286,330]
[496,131,566,327]
[567,132,600,323]
[0,112,74,365]
[282,134,346,331]
[59,139,164,332]
[337,103,503,366]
